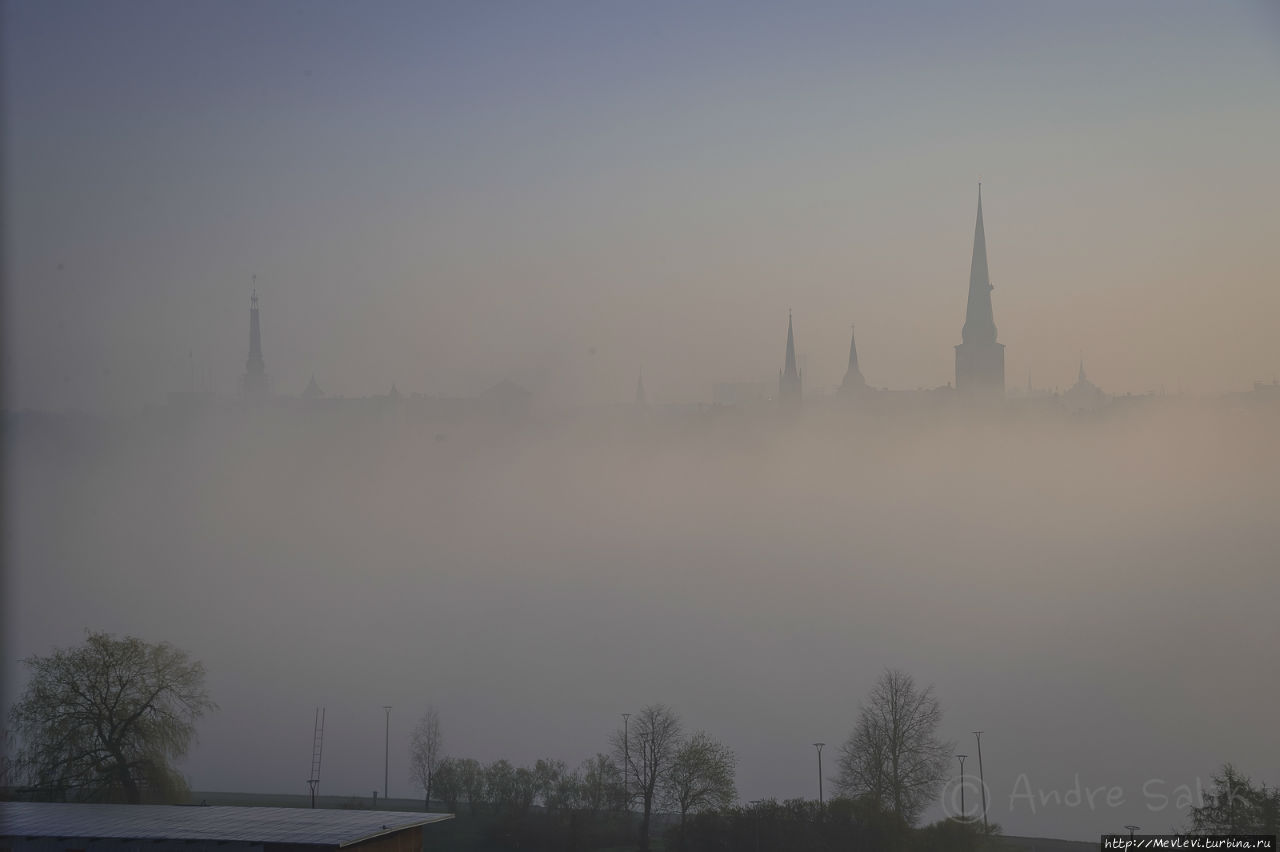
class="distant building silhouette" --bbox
[1253,379,1280,398]
[778,311,802,410]
[302,375,324,400]
[241,288,269,396]
[1012,369,1054,400]
[1062,360,1108,413]
[840,324,868,397]
[955,186,1005,398]
[635,371,647,407]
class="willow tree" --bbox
[9,631,215,803]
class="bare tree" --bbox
[664,731,737,841]
[612,703,683,851]
[408,706,444,811]
[834,668,951,825]
[8,631,216,804]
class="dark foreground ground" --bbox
[191,792,1099,851]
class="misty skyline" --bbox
[5,2,1280,411]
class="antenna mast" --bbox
[307,707,325,808]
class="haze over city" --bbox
[3,0,1279,846]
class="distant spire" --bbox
[955,184,1005,397]
[302,374,324,399]
[1078,358,1087,384]
[779,311,802,409]
[635,370,647,406]
[841,323,866,393]
[961,184,997,346]
[784,311,798,377]
[242,279,267,396]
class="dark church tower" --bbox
[954,185,1005,398]
[778,311,802,410]
[241,285,268,396]
[840,323,867,396]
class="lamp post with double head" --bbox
[813,743,825,805]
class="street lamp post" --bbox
[383,706,391,804]
[957,754,968,822]
[1126,825,1141,841]
[813,743,825,805]
[621,713,631,809]
[973,731,989,834]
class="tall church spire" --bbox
[779,311,802,410]
[840,323,867,395]
[962,184,997,345]
[784,311,798,377]
[635,370,647,406]
[242,277,268,396]
[955,185,1005,398]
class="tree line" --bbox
[408,701,735,851]
[7,632,1275,850]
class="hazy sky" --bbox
[4,1,1280,410]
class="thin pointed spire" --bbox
[779,311,802,410]
[962,184,996,345]
[242,278,267,395]
[955,184,1005,397]
[635,370,646,406]
[302,374,324,399]
[841,322,866,393]
[784,310,798,377]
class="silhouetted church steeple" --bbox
[635,371,646,406]
[840,323,867,395]
[241,280,268,396]
[955,185,1005,398]
[779,311,802,410]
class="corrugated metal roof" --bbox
[0,802,454,847]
